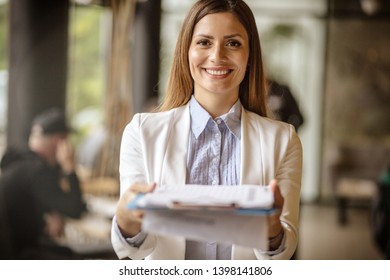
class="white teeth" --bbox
[205,69,230,75]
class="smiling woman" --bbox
[111,0,303,261]
[158,0,267,116]
[188,12,249,118]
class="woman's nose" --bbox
[209,44,226,63]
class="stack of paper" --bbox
[128,184,275,249]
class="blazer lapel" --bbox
[240,109,265,186]
[160,105,190,186]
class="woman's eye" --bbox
[227,40,241,47]
[196,39,210,47]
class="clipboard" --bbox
[126,184,276,248]
[128,184,276,215]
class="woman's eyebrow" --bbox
[193,33,213,39]
[193,33,244,39]
[224,33,244,39]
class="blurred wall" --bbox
[7,0,69,148]
[321,16,390,199]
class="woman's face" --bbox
[188,12,249,102]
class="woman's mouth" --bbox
[204,68,232,76]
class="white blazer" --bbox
[111,103,302,260]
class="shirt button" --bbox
[216,119,222,125]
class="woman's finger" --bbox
[269,179,284,209]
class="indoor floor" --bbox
[296,203,384,260]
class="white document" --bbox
[135,184,274,210]
[129,184,274,249]
[143,210,269,249]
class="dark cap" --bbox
[32,108,72,135]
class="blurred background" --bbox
[0,0,389,259]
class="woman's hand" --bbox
[267,179,285,250]
[116,182,156,238]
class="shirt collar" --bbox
[189,95,241,139]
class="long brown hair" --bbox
[158,0,268,117]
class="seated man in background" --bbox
[267,79,304,132]
[0,108,86,259]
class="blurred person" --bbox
[0,108,86,259]
[112,0,302,260]
[267,79,304,132]
[371,164,390,259]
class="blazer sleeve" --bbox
[256,124,303,260]
[118,114,147,196]
[111,113,158,259]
